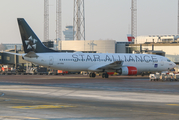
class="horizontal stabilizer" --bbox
[24,51,39,58]
[0,51,24,56]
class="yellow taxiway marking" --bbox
[11,105,76,109]
[0,116,39,119]
[0,89,30,90]
[167,104,179,106]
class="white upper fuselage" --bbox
[23,52,176,74]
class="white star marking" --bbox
[25,36,37,50]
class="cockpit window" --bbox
[167,59,171,62]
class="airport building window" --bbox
[7,56,10,61]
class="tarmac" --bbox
[0,74,179,120]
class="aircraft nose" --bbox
[173,62,176,67]
[168,62,176,71]
[170,62,176,69]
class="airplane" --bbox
[4,18,176,78]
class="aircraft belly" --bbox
[53,62,90,71]
[66,62,91,71]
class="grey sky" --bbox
[0,0,178,43]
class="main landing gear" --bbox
[102,73,109,78]
[89,72,96,78]
[89,73,109,78]
[89,72,109,78]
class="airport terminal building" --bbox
[130,35,179,63]
[1,34,179,67]
[59,40,116,53]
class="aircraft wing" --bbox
[0,51,25,56]
[0,51,38,58]
[88,60,124,71]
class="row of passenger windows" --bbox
[59,59,158,62]
[59,59,114,62]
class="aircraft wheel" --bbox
[102,73,108,78]
[105,73,109,78]
[102,74,105,78]
[92,73,96,77]
[89,73,92,77]
[102,73,106,78]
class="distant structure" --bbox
[63,26,75,40]
[131,0,137,43]
[44,0,49,42]
[56,0,62,50]
[0,44,7,51]
[88,40,97,51]
[178,0,179,34]
[127,34,135,42]
[2,44,22,51]
[73,0,85,40]
[135,35,179,44]
[60,40,116,53]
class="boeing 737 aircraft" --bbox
[5,18,176,78]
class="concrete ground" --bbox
[0,74,179,120]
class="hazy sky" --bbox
[0,0,178,43]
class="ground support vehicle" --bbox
[149,74,158,81]
[149,72,177,82]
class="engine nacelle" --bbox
[117,66,137,75]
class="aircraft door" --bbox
[49,56,54,65]
[152,57,159,71]
[160,58,164,66]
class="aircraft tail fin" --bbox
[17,18,56,53]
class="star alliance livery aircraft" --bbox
[6,18,176,78]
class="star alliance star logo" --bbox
[25,36,37,50]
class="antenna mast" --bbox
[56,0,62,50]
[131,0,137,43]
[44,0,49,42]
[73,0,85,40]
[178,0,179,34]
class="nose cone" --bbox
[170,62,176,69]
[173,62,176,67]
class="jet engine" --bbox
[117,66,137,75]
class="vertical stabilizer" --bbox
[17,18,56,53]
